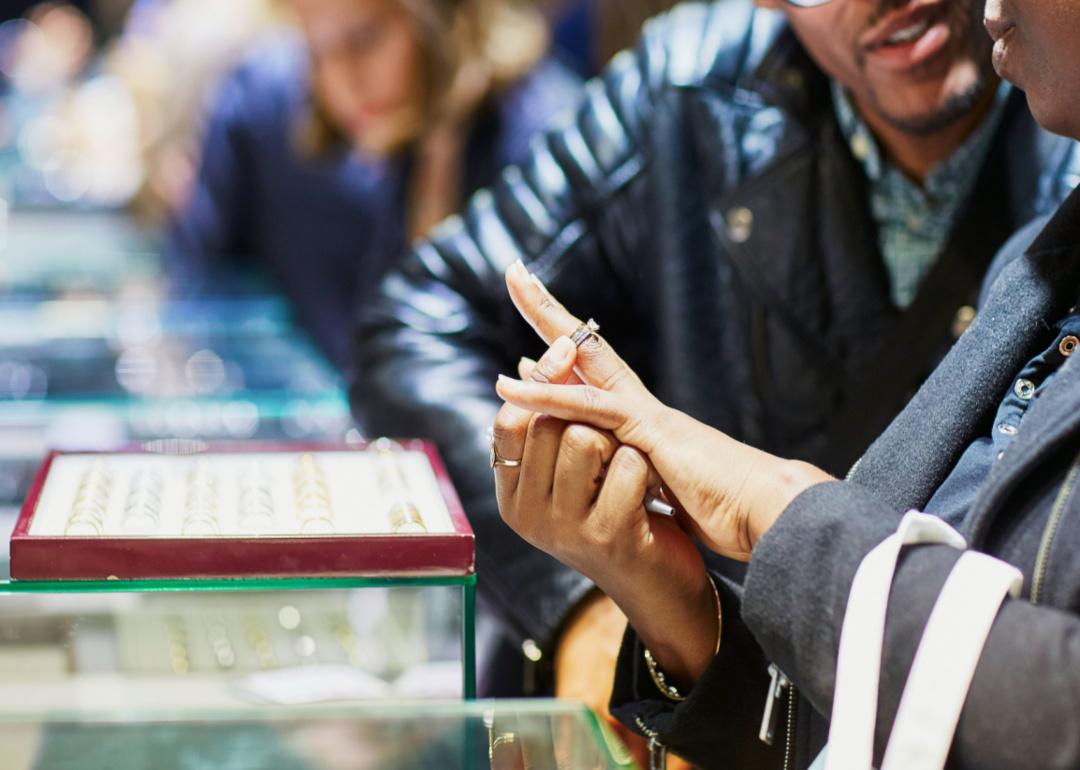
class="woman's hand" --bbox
[496,261,833,560]
[492,326,718,687]
[492,336,706,594]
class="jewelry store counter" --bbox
[0,575,476,707]
[0,699,636,770]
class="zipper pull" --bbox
[648,736,668,770]
[635,717,667,770]
[759,663,790,746]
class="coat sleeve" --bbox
[347,6,726,649]
[744,479,1080,770]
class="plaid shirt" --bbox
[831,83,1010,308]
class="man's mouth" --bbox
[862,2,947,48]
[882,16,933,45]
[860,1,953,69]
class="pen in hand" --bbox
[645,495,675,517]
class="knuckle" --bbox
[491,413,522,443]
[562,424,601,455]
[528,413,561,437]
[537,293,560,313]
[586,519,619,556]
[611,445,647,477]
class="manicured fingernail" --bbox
[508,259,526,277]
[518,356,536,368]
[497,374,517,385]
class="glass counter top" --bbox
[0,700,637,770]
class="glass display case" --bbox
[0,397,355,510]
[0,699,636,770]
[0,296,355,510]
[0,210,160,296]
[0,442,477,698]
[0,315,342,402]
[0,575,476,706]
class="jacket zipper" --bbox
[1031,449,1080,604]
[634,716,667,770]
[784,686,797,770]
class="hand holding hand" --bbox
[496,261,833,559]
[491,284,718,688]
[491,326,707,610]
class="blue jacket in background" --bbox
[167,34,582,367]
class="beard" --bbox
[877,74,994,134]
[854,0,999,135]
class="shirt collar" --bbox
[830,80,1011,197]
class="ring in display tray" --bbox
[9,441,474,581]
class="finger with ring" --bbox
[569,318,600,348]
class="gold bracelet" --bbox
[643,575,723,702]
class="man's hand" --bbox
[555,593,695,770]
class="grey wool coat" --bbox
[612,184,1080,770]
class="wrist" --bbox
[746,459,833,548]
[608,566,718,690]
[643,574,723,701]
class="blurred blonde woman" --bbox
[168,0,580,366]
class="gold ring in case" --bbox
[182,515,221,536]
[389,502,427,533]
[65,517,104,536]
[71,496,108,518]
[299,515,335,535]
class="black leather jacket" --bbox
[351,0,1080,653]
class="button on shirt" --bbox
[926,311,1080,527]
[832,83,1011,308]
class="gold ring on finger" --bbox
[489,436,522,469]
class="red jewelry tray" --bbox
[10,441,474,581]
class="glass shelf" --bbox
[0,699,637,770]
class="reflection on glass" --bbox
[0,701,635,770]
